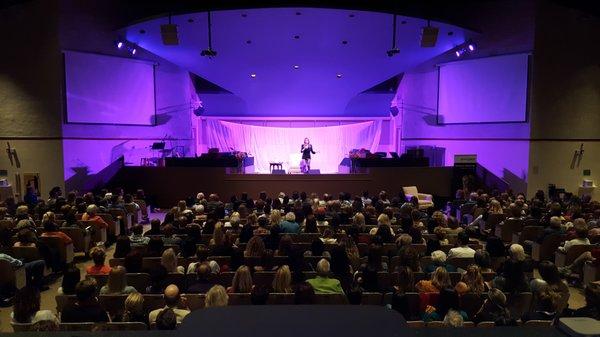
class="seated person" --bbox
[0,252,47,291]
[424,250,456,273]
[144,219,162,236]
[11,286,57,324]
[40,213,73,245]
[122,292,148,324]
[187,263,216,294]
[156,308,177,330]
[81,204,109,229]
[161,248,184,274]
[306,259,344,294]
[85,246,111,275]
[416,267,451,293]
[162,224,182,246]
[227,265,254,293]
[61,279,109,323]
[447,232,475,259]
[559,218,590,252]
[100,266,137,294]
[522,287,560,322]
[130,224,150,247]
[148,284,190,325]
[205,285,229,308]
[57,265,81,295]
[473,288,516,325]
[280,212,300,234]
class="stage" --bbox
[108,165,454,207]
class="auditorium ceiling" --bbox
[124,8,475,116]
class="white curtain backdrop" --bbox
[205,120,382,173]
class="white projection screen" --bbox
[64,51,156,125]
[437,53,529,124]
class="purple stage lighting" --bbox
[117,41,124,49]
[250,73,256,78]
[131,48,137,55]
[455,50,462,57]
[468,43,476,51]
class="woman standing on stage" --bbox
[301,138,316,173]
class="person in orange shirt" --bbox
[40,212,73,245]
[86,246,111,275]
[81,204,109,229]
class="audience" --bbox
[2,187,598,331]
[99,266,137,294]
[306,259,344,294]
[61,279,109,323]
[86,247,111,275]
[148,285,190,325]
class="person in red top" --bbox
[85,247,111,275]
[40,212,73,245]
[81,204,109,229]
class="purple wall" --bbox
[59,0,194,191]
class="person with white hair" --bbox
[424,250,457,273]
[443,309,464,328]
[280,212,300,234]
[81,204,108,229]
[306,259,344,294]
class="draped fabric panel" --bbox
[205,120,382,173]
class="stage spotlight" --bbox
[336,73,342,78]
[116,41,124,49]
[250,73,256,78]
[293,65,300,69]
[468,43,476,51]
[131,48,137,55]
[455,50,463,58]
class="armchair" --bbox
[402,186,434,210]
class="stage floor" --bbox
[110,166,454,207]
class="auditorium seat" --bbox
[185,293,206,310]
[459,293,485,318]
[59,323,95,331]
[99,294,128,318]
[512,226,544,245]
[78,220,107,246]
[446,257,474,270]
[126,273,152,292]
[228,293,252,305]
[476,321,496,328]
[313,293,349,305]
[0,259,26,291]
[531,234,566,262]
[60,227,91,255]
[39,236,74,264]
[143,294,166,311]
[506,292,533,318]
[89,274,109,288]
[361,292,383,305]
[402,186,434,210]
[267,293,295,305]
[495,218,524,242]
[103,322,148,331]
[55,294,77,313]
[407,321,425,328]
[253,271,276,287]
[11,245,43,262]
[583,261,599,286]
[523,320,553,327]
[164,273,186,290]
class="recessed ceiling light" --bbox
[250,73,256,78]
[293,35,300,39]
[336,74,342,78]
[246,40,252,44]
[187,18,194,23]
[293,65,300,69]
[139,29,146,34]
[295,11,302,16]
[401,20,407,24]
[342,40,348,45]
[448,31,454,36]
[349,14,355,18]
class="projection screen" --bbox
[437,53,529,124]
[64,51,156,125]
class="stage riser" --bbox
[109,167,454,207]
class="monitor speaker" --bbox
[161,24,179,45]
[420,26,439,47]
[272,169,286,174]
